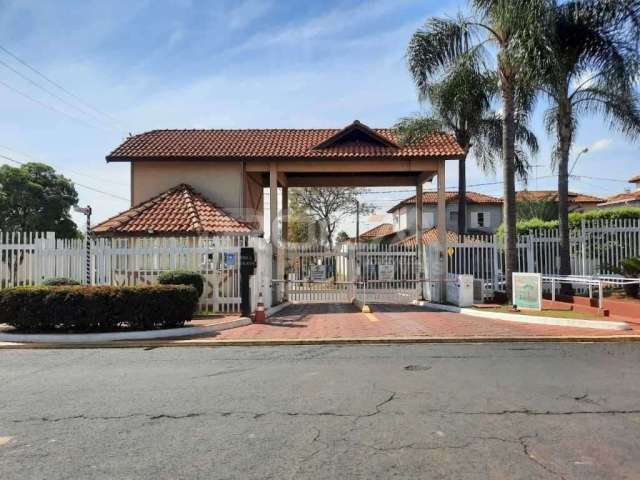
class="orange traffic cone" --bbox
[254,292,266,324]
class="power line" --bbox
[0,58,122,133]
[0,144,127,187]
[0,154,129,203]
[0,44,128,132]
[0,78,110,132]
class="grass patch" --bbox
[473,306,604,320]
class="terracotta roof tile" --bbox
[599,190,640,206]
[394,228,460,246]
[107,121,464,161]
[387,191,502,213]
[515,190,604,203]
[359,223,394,239]
[92,184,253,236]
[629,174,640,183]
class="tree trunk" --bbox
[557,98,573,295]
[458,151,468,236]
[501,76,517,303]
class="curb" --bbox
[413,301,632,331]
[1,335,640,349]
[0,317,252,344]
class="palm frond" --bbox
[394,116,445,146]
[407,15,481,95]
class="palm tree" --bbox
[396,58,538,235]
[406,0,551,300]
[539,0,640,292]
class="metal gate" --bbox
[284,243,420,304]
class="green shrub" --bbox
[609,257,640,298]
[157,270,204,297]
[42,277,81,286]
[0,285,199,332]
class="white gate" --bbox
[284,243,420,304]
[285,243,352,303]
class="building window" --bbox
[471,211,490,229]
[449,211,458,223]
[422,211,435,229]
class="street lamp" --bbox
[73,205,92,285]
[569,147,589,175]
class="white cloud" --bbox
[589,138,613,152]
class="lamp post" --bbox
[569,147,589,175]
[74,205,92,285]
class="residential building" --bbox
[387,191,503,235]
[516,190,604,212]
[598,175,640,208]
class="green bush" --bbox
[0,285,199,332]
[609,257,640,298]
[42,277,81,286]
[157,270,204,297]
[497,207,640,237]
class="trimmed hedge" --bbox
[157,270,204,297]
[497,207,640,236]
[0,285,199,332]
[43,277,81,286]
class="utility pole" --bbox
[74,205,92,285]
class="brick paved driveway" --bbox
[213,303,637,340]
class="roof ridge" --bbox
[181,185,204,233]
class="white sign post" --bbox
[512,272,542,310]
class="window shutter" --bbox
[484,211,491,228]
[470,212,478,228]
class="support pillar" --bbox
[437,161,447,303]
[269,163,279,303]
[281,185,288,301]
[416,180,424,300]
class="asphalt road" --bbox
[1,343,640,479]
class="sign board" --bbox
[512,272,542,310]
[367,264,378,280]
[310,264,327,282]
[224,252,237,268]
[378,264,395,282]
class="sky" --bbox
[0,0,637,237]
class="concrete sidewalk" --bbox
[2,303,639,349]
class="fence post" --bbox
[526,234,535,272]
[581,217,587,276]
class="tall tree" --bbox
[397,57,538,235]
[539,0,640,291]
[0,162,79,237]
[290,188,373,249]
[406,0,550,299]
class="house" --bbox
[99,120,465,303]
[598,175,640,208]
[387,191,503,235]
[516,190,604,212]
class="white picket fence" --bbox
[0,233,271,313]
[445,218,640,292]
[1,218,639,311]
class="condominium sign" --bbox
[512,273,542,310]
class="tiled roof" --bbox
[92,184,253,235]
[387,191,502,213]
[516,190,604,203]
[107,121,464,161]
[599,190,640,206]
[394,228,460,246]
[359,223,394,239]
[629,174,640,183]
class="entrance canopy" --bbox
[106,119,465,303]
